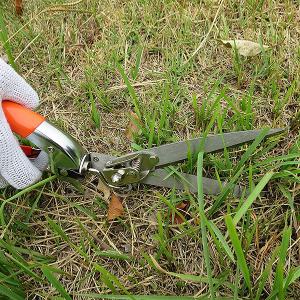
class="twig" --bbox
[106,79,165,92]
[183,0,224,66]
[14,33,41,62]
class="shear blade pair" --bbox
[90,128,284,196]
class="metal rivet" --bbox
[117,169,125,175]
[112,173,121,183]
[48,146,54,153]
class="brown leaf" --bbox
[170,201,189,225]
[125,111,141,140]
[107,194,124,221]
[15,0,23,16]
[97,180,111,201]
[221,39,269,57]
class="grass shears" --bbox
[2,100,284,196]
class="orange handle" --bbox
[2,101,45,138]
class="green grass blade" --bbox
[225,215,251,290]
[147,113,156,148]
[0,240,44,282]
[0,240,29,267]
[116,62,141,117]
[233,172,273,225]
[94,266,117,293]
[74,295,214,300]
[192,93,200,126]
[0,12,17,70]
[46,217,70,243]
[0,284,24,300]
[277,183,295,212]
[233,265,240,300]
[255,247,279,300]
[0,271,22,286]
[206,220,235,263]
[131,45,143,80]
[273,227,292,300]
[89,87,101,128]
[41,265,72,300]
[5,253,42,282]
[197,152,215,299]
[95,250,131,261]
[274,81,296,116]
[93,264,133,298]
[209,167,244,216]
[24,188,44,223]
[209,128,273,216]
[0,175,57,227]
[149,253,222,285]
[155,211,173,261]
[284,266,300,290]
[73,204,98,221]
[233,128,270,173]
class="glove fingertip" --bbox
[24,87,39,108]
[0,58,40,109]
[1,164,42,190]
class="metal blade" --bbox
[147,128,285,167]
[90,153,244,196]
[142,169,244,196]
[88,128,284,194]
[89,153,114,171]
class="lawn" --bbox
[0,0,299,299]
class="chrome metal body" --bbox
[27,121,87,172]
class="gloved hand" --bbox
[0,59,48,189]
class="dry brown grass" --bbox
[0,0,299,299]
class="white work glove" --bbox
[0,59,48,189]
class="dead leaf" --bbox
[15,0,23,16]
[221,39,269,57]
[125,111,141,140]
[107,194,124,221]
[170,201,189,225]
[97,180,111,201]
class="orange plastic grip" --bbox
[2,100,45,138]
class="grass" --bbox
[0,0,299,299]
[197,152,215,298]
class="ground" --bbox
[0,0,299,299]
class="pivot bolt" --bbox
[111,169,126,183]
